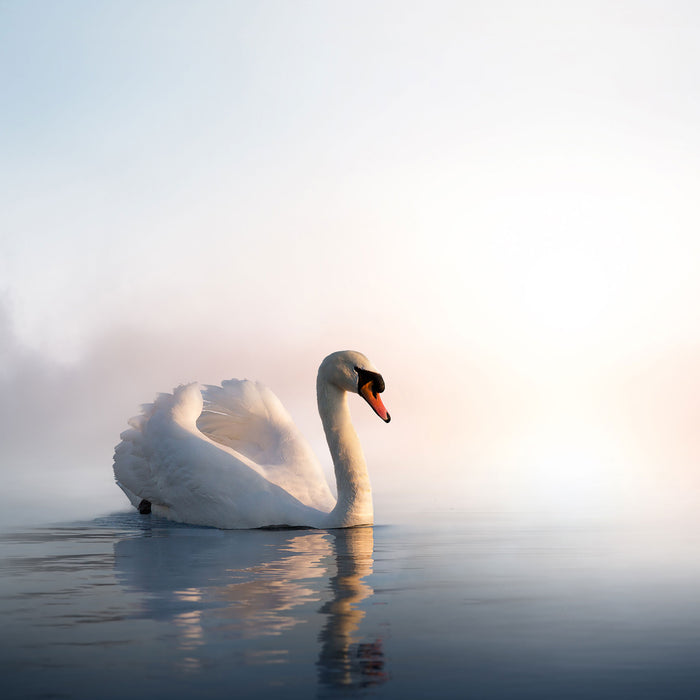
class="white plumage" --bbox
[113,351,390,529]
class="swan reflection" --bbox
[318,526,388,688]
[113,523,386,689]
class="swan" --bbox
[113,350,390,529]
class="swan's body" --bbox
[113,351,390,529]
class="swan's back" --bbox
[113,380,335,528]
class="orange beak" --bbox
[359,380,391,423]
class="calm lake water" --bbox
[2,511,700,699]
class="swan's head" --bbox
[319,351,391,423]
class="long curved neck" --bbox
[317,379,373,527]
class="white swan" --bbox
[113,351,390,529]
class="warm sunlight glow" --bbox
[1,2,699,522]
[505,419,628,514]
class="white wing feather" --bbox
[114,381,334,528]
[197,379,333,508]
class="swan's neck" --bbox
[317,381,373,527]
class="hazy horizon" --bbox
[2,1,699,527]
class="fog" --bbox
[2,295,698,528]
[2,2,699,527]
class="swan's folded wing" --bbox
[197,380,334,511]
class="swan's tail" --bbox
[113,383,202,510]
[114,480,142,508]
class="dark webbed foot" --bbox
[137,499,152,515]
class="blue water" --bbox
[2,512,700,699]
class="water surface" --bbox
[2,512,700,699]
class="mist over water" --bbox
[1,301,698,528]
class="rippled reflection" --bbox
[112,522,387,690]
[318,527,387,689]
[5,514,700,699]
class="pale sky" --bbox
[1,1,699,525]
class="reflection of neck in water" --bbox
[318,527,387,689]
